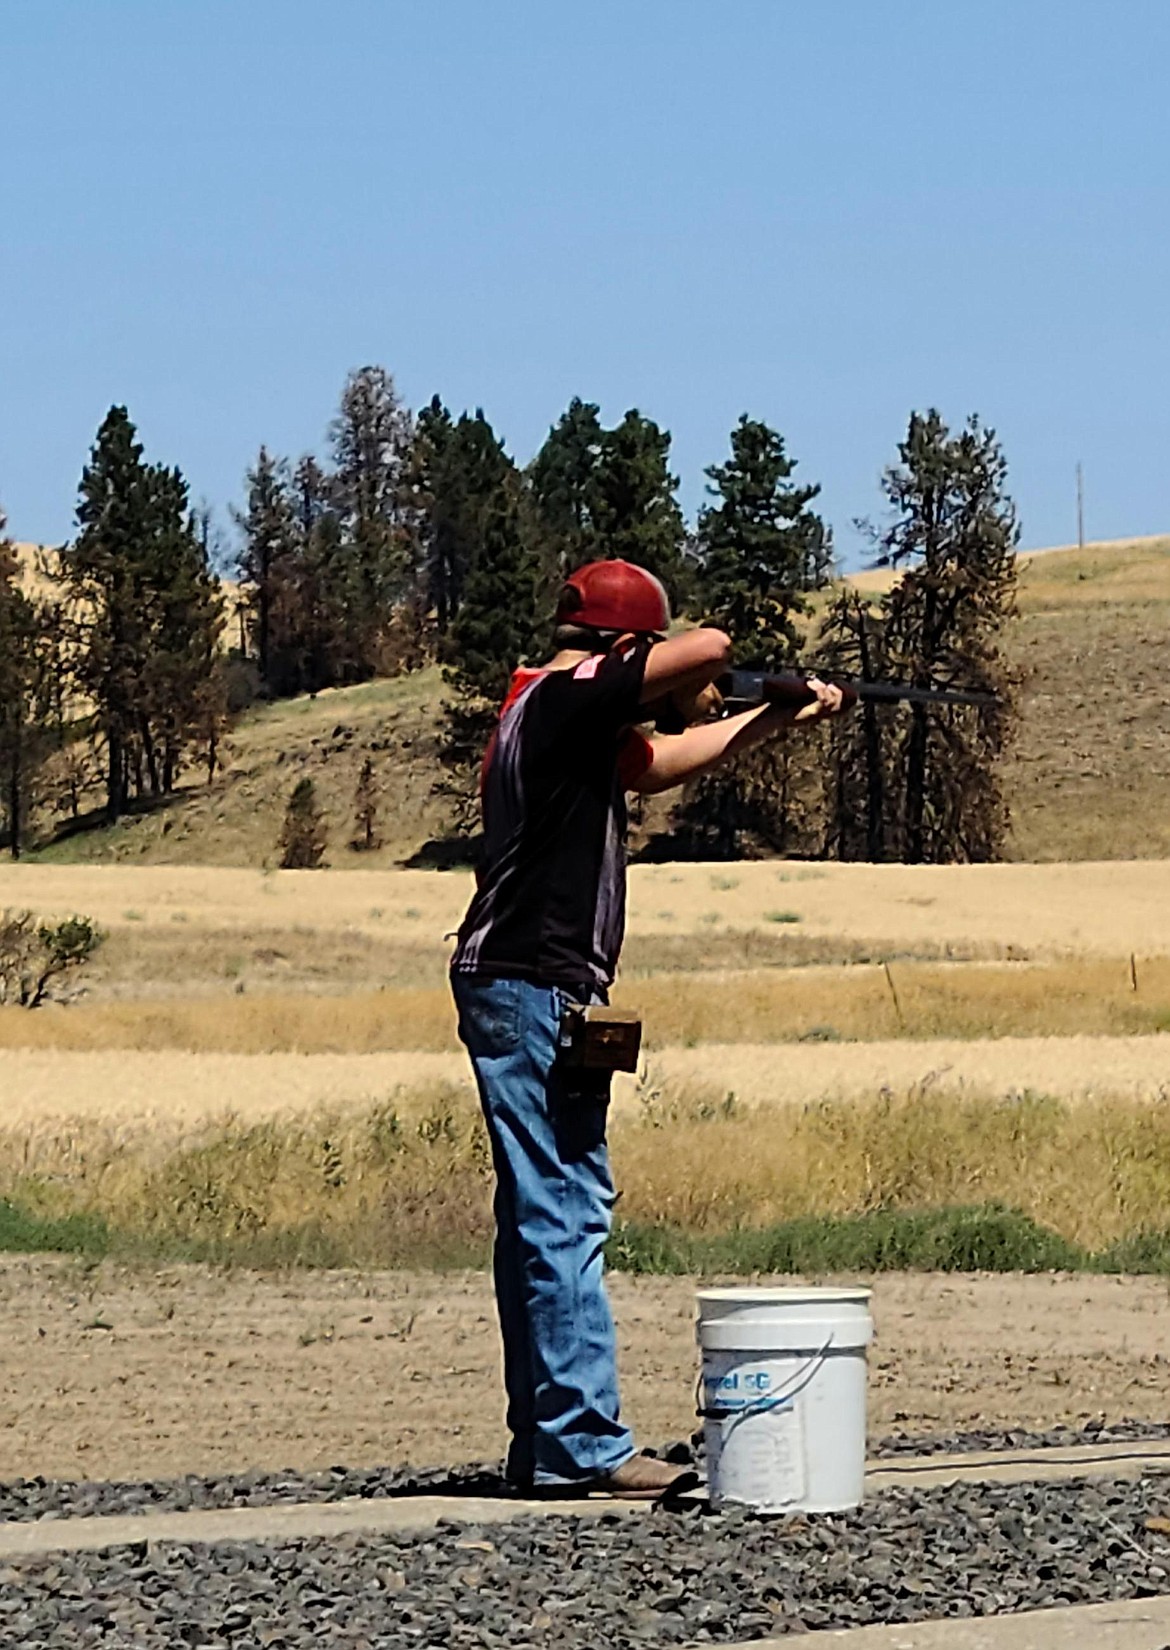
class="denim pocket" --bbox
[454,976,523,1057]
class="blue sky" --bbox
[3,1,1167,564]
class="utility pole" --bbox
[1076,462,1084,551]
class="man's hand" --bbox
[790,676,851,723]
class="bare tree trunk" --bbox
[856,617,885,862]
[7,743,21,860]
[904,580,939,865]
[141,718,160,796]
[904,703,928,864]
[107,729,125,820]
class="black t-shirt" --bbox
[450,639,653,990]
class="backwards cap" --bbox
[556,559,670,637]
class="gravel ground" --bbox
[2,1472,1170,1648]
[871,1416,1170,1458]
[2,1419,1168,1525]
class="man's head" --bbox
[554,559,670,652]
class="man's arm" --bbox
[629,678,846,796]
[638,628,732,705]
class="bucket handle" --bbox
[696,1330,835,1428]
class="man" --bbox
[450,558,848,1498]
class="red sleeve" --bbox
[617,728,654,790]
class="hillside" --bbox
[996,535,1170,859]
[13,532,1170,867]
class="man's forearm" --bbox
[634,705,789,795]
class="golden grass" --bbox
[1013,535,1170,611]
[0,1049,471,1124]
[6,860,1170,957]
[642,1036,1170,1109]
[841,535,1170,607]
[4,957,1166,1055]
[0,990,460,1054]
[84,921,981,1001]
[624,957,1170,1046]
[88,924,455,995]
[1000,592,1170,862]
[4,1033,1170,1134]
[5,1083,1170,1259]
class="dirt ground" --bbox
[1,1259,1166,1483]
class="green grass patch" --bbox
[0,1199,112,1258]
[608,1205,1113,1277]
[3,1190,1170,1277]
[1096,1229,1170,1274]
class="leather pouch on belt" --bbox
[559,1004,643,1073]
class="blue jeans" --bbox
[451,972,634,1486]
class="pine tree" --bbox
[62,407,154,819]
[350,756,380,851]
[138,468,225,795]
[235,446,296,688]
[420,406,517,644]
[329,365,416,676]
[800,521,836,591]
[697,415,824,665]
[528,396,606,575]
[673,417,829,858]
[63,407,224,817]
[287,454,343,694]
[446,470,536,705]
[592,410,687,602]
[441,450,539,828]
[861,410,1020,863]
[185,509,230,787]
[278,777,328,868]
[407,396,461,633]
[0,523,52,858]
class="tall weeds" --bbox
[4,1081,1170,1267]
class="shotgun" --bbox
[718,669,998,714]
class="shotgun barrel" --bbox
[720,669,998,713]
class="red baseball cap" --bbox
[556,559,670,637]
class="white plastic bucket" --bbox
[697,1286,874,1513]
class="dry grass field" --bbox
[4,1033,1170,1124]
[1,860,1169,1264]
[1000,537,1170,861]
[6,857,1170,956]
[3,955,1169,1053]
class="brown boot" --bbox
[581,1455,701,1501]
